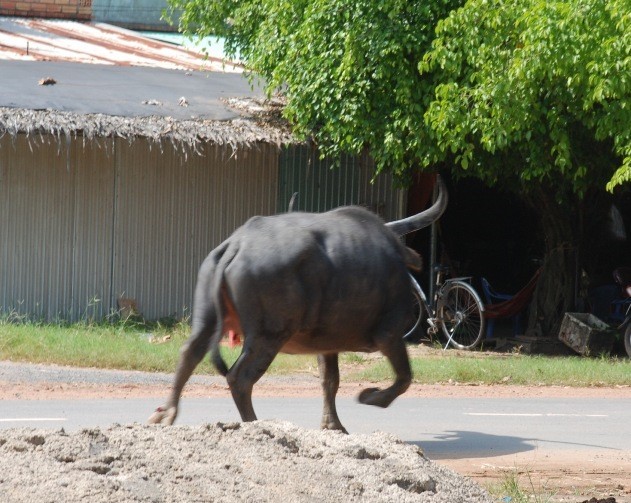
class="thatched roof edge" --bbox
[0,104,296,151]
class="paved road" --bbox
[1,361,629,460]
[1,395,628,461]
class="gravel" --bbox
[0,420,492,502]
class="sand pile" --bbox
[0,420,491,502]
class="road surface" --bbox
[1,360,630,500]
[1,395,627,459]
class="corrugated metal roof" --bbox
[0,17,240,72]
[0,60,263,121]
[0,17,289,146]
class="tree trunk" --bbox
[525,186,578,338]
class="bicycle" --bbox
[404,266,486,350]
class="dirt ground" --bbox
[1,347,630,502]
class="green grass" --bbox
[486,470,556,503]
[0,322,186,372]
[348,351,631,386]
[1,319,631,386]
[0,319,318,375]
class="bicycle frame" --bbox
[409,273,454,349]
[408,272,485,350]
[409,273,432,318]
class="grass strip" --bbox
[1,321,630,386]
[0,321,317,375]
[346,352,631,386]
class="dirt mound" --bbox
[0,420,491,502]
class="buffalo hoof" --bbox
[147,405,178,425]
[357,387,392,408]
[320,419,348,435]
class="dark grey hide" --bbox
[149,177,447,432]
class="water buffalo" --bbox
[149,177,447,432]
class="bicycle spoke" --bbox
[461,301,480,316]
[438,281,485,350]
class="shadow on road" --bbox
[411,430,536,460]
[413,430,621,460]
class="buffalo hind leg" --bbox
[226,336,284,422]
[317,353,347,433]
[358,337,411,408]
[148,325,212,425]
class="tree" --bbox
[168,0,463,180]
[420,0,631,336]
[168,0,631,337]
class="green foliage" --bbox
[422,0,631,194]
[168,0,462,182]
[168,0,630,193]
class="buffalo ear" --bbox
[403,247,422,272]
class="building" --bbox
[0,18,405,321]
[0,1,173,31]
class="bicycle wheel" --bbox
[437,280,485,350]
[403,284,424,341]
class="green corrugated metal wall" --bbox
[0,137,404,321]
[279,145,404,221]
